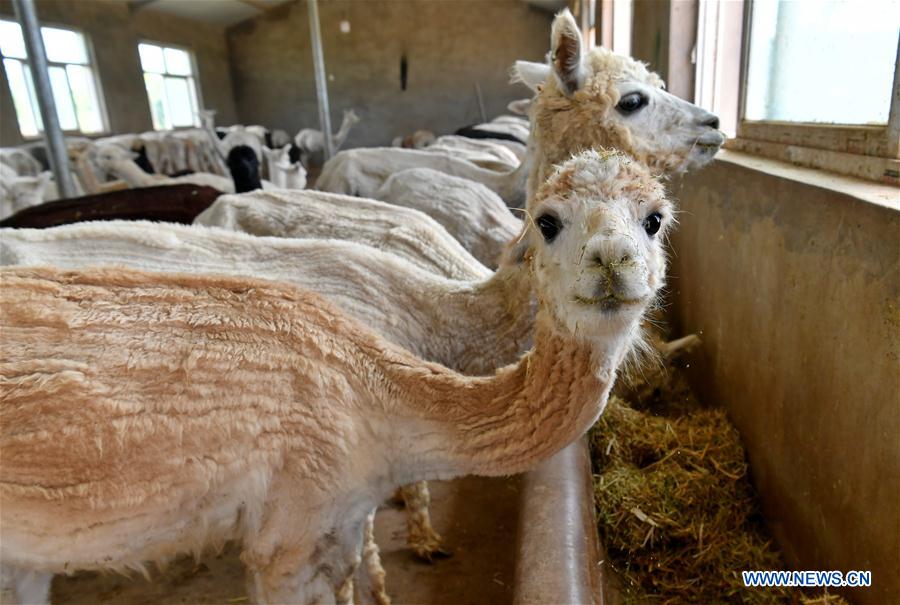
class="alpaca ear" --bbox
[511,61,550,93]
[551,8,586,96]
[507,99,532,116]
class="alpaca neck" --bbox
[480,152,531,208]
[111,159,160,188]
[201,116,228,159]
[444,262,536,374]
[383,310,630,484]
[331,116,355,150]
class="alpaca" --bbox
[92,144,272,194]
[0,149,671,605]
[92,143,235,192]
[316,145,531,207]
[0,218,527,566]
[452,127,527,160]
[425,135,521,171]
[319,9,722,208]
[374,168,521,268]
[193,189,491,281]
[0,148,43,177]
[199,109,264,165]
[516,8,724,195]
[0,168,52,220]
[262,145,308,190]
[391,130,436,149]
[294,109,360,168]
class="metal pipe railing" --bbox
[307,0,334,161]
[12,0,77,198]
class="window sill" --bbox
[724,137,899,186]
[713,149,900,213]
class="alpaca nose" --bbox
[590,234,638,269]
[700,112,720,130]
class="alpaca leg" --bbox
[242,478,334,605]
[355,510,390,605]
[400,481,449,561]
[332,515,368,605]
[0,564,52,605]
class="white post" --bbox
[307,0,333,160]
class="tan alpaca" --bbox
[0,150,672,605]
[2,220,529,564]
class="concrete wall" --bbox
[226,0,552,148]
[668,152,899,604]
[0,0,237,146]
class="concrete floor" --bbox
[49,476,522,605]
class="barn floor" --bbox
[50,475,522,605]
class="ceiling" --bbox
[129,0,568,28]
[129,0,293,28]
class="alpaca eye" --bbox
[537,214,562,242]
[616,92,648,114]
[643,212,663,237]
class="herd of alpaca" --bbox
[0,9,724,605]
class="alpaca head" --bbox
[227,144,263,193]
[513,9,724,176]
[91,144,135,179]
[343,109,360,126]
[526,149,672,343]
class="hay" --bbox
[590,348,850,605]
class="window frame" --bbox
[0,18,110,139]
[729,0,900,183]
[137,39,204,132]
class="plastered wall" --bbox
[668,153,900,604]
[0,0,237,146]
[225,0,552,147]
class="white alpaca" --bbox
[199,109,264,164]
[294,109,360,167]
[194,189,490,281]
[374,168,521,268]
[91,144,237,193]
[0,150,671,605]
[0,166,52,220]
[0,148,42,177]
[316,146,531,206]
[425,135,521,171]
[262,145,308,190]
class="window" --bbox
[692,0,899,183]
[0,19,106,137]
[744,0,898,125]
[138,42,201,130]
